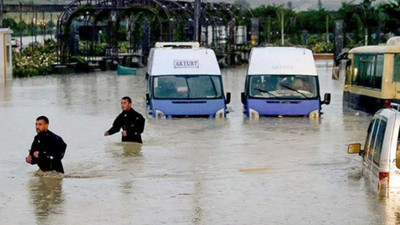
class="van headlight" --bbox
[308,110,320,119]
[155,110,166,118]
[214,108,225,118]
[249,108,259,119]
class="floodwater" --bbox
[0,62,398,224]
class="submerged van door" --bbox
[364,117,388,193]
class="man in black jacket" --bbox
[104,96,145,143]
[26,116,67,173]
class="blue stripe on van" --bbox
[151,99,225,117]
[246,98,320,116]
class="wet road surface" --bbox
[0,62,396,224]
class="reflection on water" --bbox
[112,142,143,157]
[29,175,63,224]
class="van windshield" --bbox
[249,75,318,99]
[153,75,223,99]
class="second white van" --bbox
[241,47,331,118]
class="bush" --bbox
[306,35,334,53]
[12,41,57,77]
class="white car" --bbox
[348,104,400,197]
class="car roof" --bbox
[374,108,400,121]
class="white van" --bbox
[241,47,330,118]
[348,104,400,196]
[145,42,231,118]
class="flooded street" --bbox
[0,62,397,224]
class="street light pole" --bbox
[20,2,22,51]
[194,0,200,42]
[281,10,284,45]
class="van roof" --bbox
[348,37,400,54]
[375,108,400,123]
[147,48,221,76]
[154,42,200,48]
[349,44,400,54]
[247,47,317,76]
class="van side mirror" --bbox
[225,92,231,104]
[348,143,361,154]
[145,93,150,104]
[241,92,246,105]
[322,93,331,105]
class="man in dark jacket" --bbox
[104,96,145,143]
[26,116,67,173]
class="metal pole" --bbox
[50,13,53,39]
[42,11,45,42]
[0,0,3,27]
[281,11,284,45]
[34,6,37,43]
[326,14,329,43]
[20,3,22,51]
[194,0,200,41]
[31,1,33,44]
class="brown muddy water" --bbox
[0,62,397,224]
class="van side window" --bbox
[367,118,380,161]
[372,119,387,165]
[394,54,400,82]
[397,128,400,161]
[353,54,383,89]
[364,119,375,157]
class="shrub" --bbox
[12,41,56,77]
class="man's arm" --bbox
[105,114,122,136]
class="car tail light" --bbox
[378,172,390,196]
[384,99,392,108]
[379,172,389,181]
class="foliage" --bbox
[377,2,400,35]
[70,56,90,73]
[79,41,107,55]
[297,10,333,34]
[306,35,334,53]
[10,0,400,68]
[12,40,57,77]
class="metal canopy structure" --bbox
[56,0,254,65]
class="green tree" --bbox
[336,0,378,46]
[298,10,332,34]
[377,1,400,35]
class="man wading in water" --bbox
[26,116,67,173]
[104,96,145,143]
